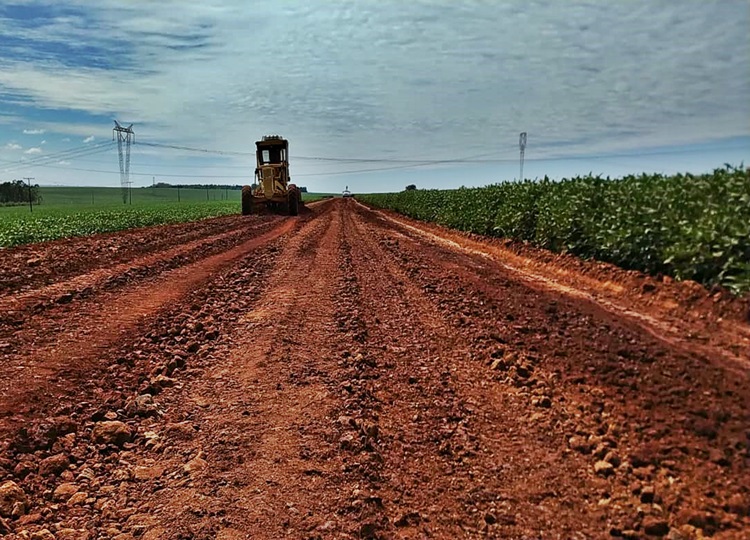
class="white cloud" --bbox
[0,1,747,189]
[24,147,42,155]
[35,123,108,138]
[23,128,45,135]
[83,135,95,143]
[4,143,22,151]
[58,160,71,165]
[41,140,47,145]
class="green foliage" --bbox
[0,201,239,247]
[0,180,42,205]
[302,192,335,202]
[360,165,750,295]
[0,184,337,247]
[33,186,240,205]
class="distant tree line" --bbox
[0,180,42,205]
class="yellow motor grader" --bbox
[242,135,302,216]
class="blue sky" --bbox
[0,0,748,192]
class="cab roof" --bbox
[256,135,288,149]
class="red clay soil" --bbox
[0,214,285,296]
[0,199,747,540]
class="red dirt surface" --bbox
[0,199,748,539]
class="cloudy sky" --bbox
[0,0,748,192]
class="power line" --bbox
[292,149,508,163]
[3,160,467,179]
[1,149,517,179]
[296,160,478,177]
[8,145,745,180]
[136,141,254,156]
[136,140,516,163]
[8,141,113,164]
[292,150,519,176]
[4,135,746,182]
[12,164,249,178]
[0,142,116,174]
[0,145,113,171]
[136,138,747,164]
[68,158,255,169]
[479,140,750,163]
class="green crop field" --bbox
[0,186,330,247]
[359,165,750,295]
[1,185,328,211]
[38,185,241,206]
[0,201,239,247]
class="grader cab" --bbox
[242,135,302,216]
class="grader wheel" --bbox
[241,185,253,215]
[288,186,299,216]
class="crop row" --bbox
[0,201,239,248]
[359,165,750,294]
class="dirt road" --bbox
[0,199,748,539]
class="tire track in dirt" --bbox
[342,201,607,538]
[0,219,290,539]
[349,200,750,538]
[0,217,299,424]
[0,199,747,540]
[357,201,750,373]
[0,214,272,295]
[0,218,283,324]
[106,201,382,539]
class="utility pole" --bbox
[23,177,35,213]
[113,120,134,204]
[177,185,181,202]
[152,176,155,188]
[519,132,527,181]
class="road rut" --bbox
[0,199,747,539]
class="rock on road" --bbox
[0,199,748,539]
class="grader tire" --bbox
[288,191,299,216]
[241,185,253,215]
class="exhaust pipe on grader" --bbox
[242,135,302,216]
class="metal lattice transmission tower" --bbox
[113,121,135,204]
[519,132,527,181]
